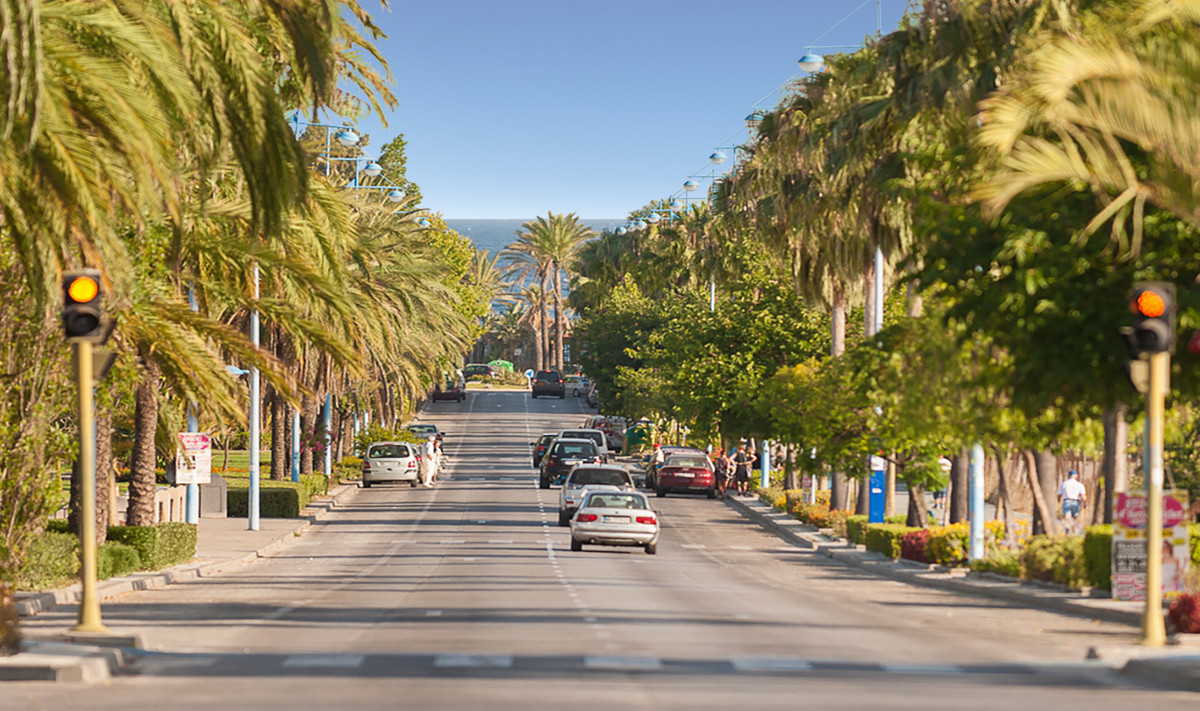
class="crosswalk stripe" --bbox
[434,654,513,668]
[584,656,662,671]
[281,654,365,668]
[730,657,814,672]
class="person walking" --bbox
[714,448,732,499]
[732,444,757,496]
[421,436,437,487]
[1057,469,1086,534]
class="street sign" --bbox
[868,456,886,524]
[524,369,534,379]
[174,432,212,485]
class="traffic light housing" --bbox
[1129,281,1176,355]
[62,269,103,340]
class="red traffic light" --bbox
[1135,290,1166,318]
[62,268,104,340]
[67,275,100,304]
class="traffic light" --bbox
[1128,281,1176,355]
[62,269,103,340]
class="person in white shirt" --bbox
[421,437,437,487]
[1057,469,1087,533]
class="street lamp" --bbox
[709,151,727,165]
[363,161,383,177]
[388,189,405,202]
[797,53,825,72]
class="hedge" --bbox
[926,524,969,566]
[227,486,303,518]
[97,542,141,579]
[969,549,1021,578]
[1083,525,1113,589]
[1020,535,1088,589]
[107,522,197,570]
[845,515,869,545]
[900,529,930,563]
[864,524,919,559]
[15,532,78,590]
[14,527,178,590]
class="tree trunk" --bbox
[949,450,969,524]
[830,471,849,511]
[831,283,846,356]
[554,266,565,371]
[532,305,545,371]
[885,460,896,517]
[126,356,161,526]
[856,471,869,514]
[993,446,1017,546]
[906,280,923,318]
[783,444,799,490]
[269,388,287,480]
[95,402,114,545]
[1102,402,1130,524]
[864,257,876,338]
[906,480,930,528]
[67,458,81,537]
[301,396,317,477]
[1027,449,1059,536]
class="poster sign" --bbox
[174,432,212,485]
[1112,491,1190,601]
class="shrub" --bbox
[227,486,303,518]
[107,523,196,570]
[1168,594,1200,634]
[969,549,1021,578]
[1083,524,1113,590]
[1021,535,1088,589]
[900,529,930,563]
[926,524,970,566]
[864,524,918,559]
[845,515,870,545]
[885,514,907,525]
[97,542,140,579]
[44,519,70,534]
[1192,524,1200,566]
[14,533,78,590]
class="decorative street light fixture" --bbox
[709,151,727,165]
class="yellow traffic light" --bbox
[67,275,99,304]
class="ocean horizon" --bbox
[446,218,625,256]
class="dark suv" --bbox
[531,369,565,398]
[539,438,601,489]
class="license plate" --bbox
[604,515,631,523]
[674,471,694,477]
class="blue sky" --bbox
[350,1,908,219]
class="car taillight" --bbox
[362,461,370,472]
[408,461,417,469]
[636,516,656,525]
[576,513,597,522]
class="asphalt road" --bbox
[9,391,1199,709]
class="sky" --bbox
[348,0,909,219]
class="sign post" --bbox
[868,455,886,524]
[175,432,213,486]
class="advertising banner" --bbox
[1112,491,1191,601]
[174,432,213,485]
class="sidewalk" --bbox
[1,481,361,683]
[725,493,1200,692]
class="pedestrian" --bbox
[1057,469,1086,534]
[715,448,732,499]
[421,435,437,487]
[933,456,951,510]
[732,444,757,496]
[652,443,664,467]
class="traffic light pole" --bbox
[74,340,107,633]
[1141,351,1168,646]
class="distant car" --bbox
[570,490,659,554]
[531,369,566,398]
[645,446,706,489]
[656,453,717,498]
[558,465,636,525]
[463,363,497,379]
[361,441,420,488]
[431,375,466,402]
[565,375,590,397]
[405,423,443,445]
[585,383,599,408]
[539,438,601,489]
[531,432,557,468]
[557,428,609,459]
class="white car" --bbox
[558,428,610,459]
[361,441,420,487]
[558,465,636,526]
[570,490,659,554]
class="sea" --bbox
[446,219,625,256]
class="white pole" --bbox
[248,264,260,531]
[968,443,985,561]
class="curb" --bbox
[724,495,1145,628]
[0,639,132,683]
[15,482,360,619]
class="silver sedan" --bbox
[569,491,659,554]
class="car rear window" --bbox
[585,493,646,509]
[666,456,712,470]
[368,444,410,459]
[407,425,437,435]
[568,468,630,487]
[553,442,598,457]
[562,431,604,447]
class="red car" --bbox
[645,445,706,489]
[431,379,466,402]
[656,452,717,498]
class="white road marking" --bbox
[881,663,964,674]
[730,658,813,672]
[488,539,514,544]
[584,656,661,670]
[680,544,707,549]
[434,654,513,668]
[425,610,443,617]
[282,654,365,668]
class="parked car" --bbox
[558,465,636,525]
[570,490,659,554]
[539,438,601,489]
[405,423,443,445]
[531,369,566,398]
[645,446,707,489]
[584,416,627,453]
[584,383,599,408]
[431,373,466,402]
[656,453,717,498]
[463,363,497,379]
[557,428,609,460]
[566,375,590,397]
[361,441,421,488]
[530,432,557,468]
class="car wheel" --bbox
[645,542,657,555]
[531,393,537,399]
[558,392,565,399]
[656,487,666,498]
[539,477,550,490]
[570,539,583,552]
[362,480,371,488]
[410,479,419,488]
[558,511,570,527]
[707,489,717,499]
